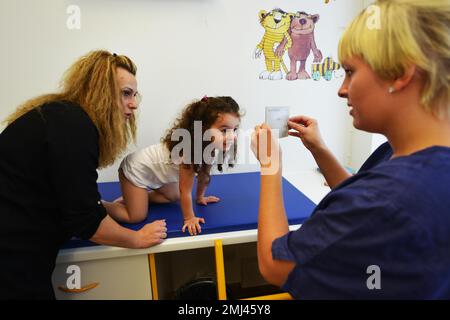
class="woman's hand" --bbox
[251,123,281,175]
[288,115,327,154]
[135,219,167,248]
[182,216,205,236]
[196,196,220,206]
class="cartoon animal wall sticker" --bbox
[311,56,341,81]
[279,11,323,80]
[255,8,339,82]
[254,9,293,80]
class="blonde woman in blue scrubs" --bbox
[253,0,450,299]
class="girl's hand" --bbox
[182,216,205,236]
[196,196,220,206]
[251,123,281,175]
[288,115,327,154]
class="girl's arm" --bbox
[196,165,220,205]
[179,165,205,235]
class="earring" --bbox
[388,87,396,94]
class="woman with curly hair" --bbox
[103,96,241,236]
[0,50,167,299]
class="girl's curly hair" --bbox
[162,96,242,184]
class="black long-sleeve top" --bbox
[0,101,107,299]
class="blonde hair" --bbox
[3,50,137,168]
[338,0,450,118]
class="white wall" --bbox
[0,0,364,182]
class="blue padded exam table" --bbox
[63,172,316,249]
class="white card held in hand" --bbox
[265,106,290,138]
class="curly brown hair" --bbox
[162,96,242,184]
[3,50,137,168]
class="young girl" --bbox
[103,96,241,236]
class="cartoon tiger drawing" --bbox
[254,9,293,80]
[311,57,341,81]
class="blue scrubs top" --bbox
[272,142,450,299]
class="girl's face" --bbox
[209,113,240,151]
[116,67,140,120]
[338,56,393,133]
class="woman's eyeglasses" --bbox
[121,88,142,105]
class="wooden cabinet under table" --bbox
[52,248,152,300]
[52,228,297,300]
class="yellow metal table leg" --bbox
[148,254,158,300]
[214,240,227,300]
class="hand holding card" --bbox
[265,106,290,138]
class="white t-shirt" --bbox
[119,143,179,189]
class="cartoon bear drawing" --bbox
[276,12,323,80]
